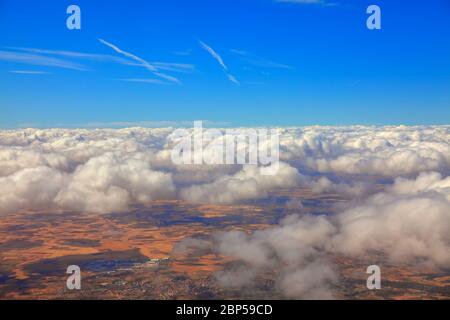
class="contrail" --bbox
[98,38,181,85]
[199,40,239,85]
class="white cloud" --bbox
[98,38,181,84]
[177,172,450,298]
[332,172,450,267]
[199,41,240,85]
[54,152,175,213]
[1,125,449,297]
[0,166,66,214]
[279,126,450,176]
[1,125,449,211]
[180,162,301,204]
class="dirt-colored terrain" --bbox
[0,189,449,299]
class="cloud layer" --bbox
[1,125,449,215]
[1,125,449,297]
[177,172,450,298]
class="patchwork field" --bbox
[1,189,448,300]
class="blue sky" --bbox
[0,0,449,128]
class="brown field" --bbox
[0,189,449,300]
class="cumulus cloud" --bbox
[54,152,175,213]
[0,166,66,214]
[279,126,450,176]
[6,46,195,76]
[332,172,450,267]
[0,151,174,215]
[98,38,181,84]
[1,125,449,215]
[180,162,301,204]
[176,172,450,298]
[277,260,337,299]
[0,128,175,214]
[176,214,338,298]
